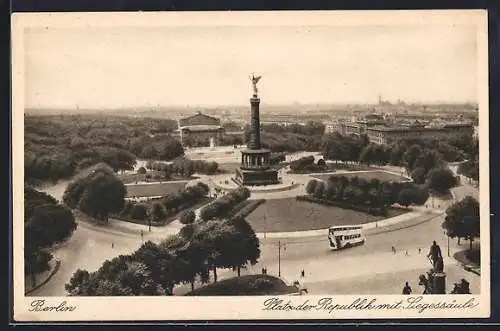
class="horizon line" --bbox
[25,101,478,111]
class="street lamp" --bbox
[443,230,450,257]
[278,240,286,277]
[264,213,267,239]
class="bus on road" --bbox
[328,225,365,250]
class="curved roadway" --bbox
[30,164,481,296]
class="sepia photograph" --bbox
[12,10,490,321]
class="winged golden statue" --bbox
[249,73,262,96]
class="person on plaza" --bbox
[402,282,412,295]
[301,269,305,278]
[391,246,396,254]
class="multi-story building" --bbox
[365,123,474,145]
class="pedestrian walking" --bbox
[140,230,144,241]
[262,267,265,275]
[402,282,412,295]
[391,246,396,254]
[405,250,409,256]
[301,269,305,278]
[418,248,422,254]
[111,242,114,248]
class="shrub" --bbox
[129,203,148,220]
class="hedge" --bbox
[296,195,387,216]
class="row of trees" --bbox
[129,135,184,161]
[243,121,326,153]
[442,196,480,251]
[25,187,77,278]
[199,187,251,222]
[118,182,210,225]
[65,216,260,295]
[145,158,219,177]
[25,115,183,183]
[305,176,428,210]
[322,133,461,194]
[323,132,475,169]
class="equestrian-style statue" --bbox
[250,73,262,97]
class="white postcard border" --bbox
[11,10,490,321]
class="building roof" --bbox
[367,122,473,132]
[179,111,221,127]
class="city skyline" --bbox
[24,19,479,111]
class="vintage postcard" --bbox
[12,10,490,321]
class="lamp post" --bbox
[264,213,267,239]
[278,240,286,277]
[448,236,450,257]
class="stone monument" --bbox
[235,74,279,186]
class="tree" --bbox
[129,203,148,220]
[65,269,91,295]
[147,202,167,225]
[305,180,318,195]
[403,144,422,172]
[313,181,325,199]
[25,204,77,248]
[359,144,375,166]
[25,187,77,277]
[410,167,427,184]
[63,163,126,223]
[426,167,458,194]
[228,217,261,276]
[442,196,480,250]
[179,210,196,225]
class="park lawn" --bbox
[311,171,408,183]
[218,162,241,173]
[245,197,408,232]
[185,274,297,296]
[125,181,188,197]
[118,172,198,184]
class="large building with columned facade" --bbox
[175,111,225,146]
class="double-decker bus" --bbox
[328,225,365,250]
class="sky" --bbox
[24,23,478,109]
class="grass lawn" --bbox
[118,172,197,184]
[218,162,241,173]
[312,171,408,183]
[185,274,296,296]
[125,181,188,197]
[246,197,408,232]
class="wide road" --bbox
[30,206,479,296]
[31,165,480,296]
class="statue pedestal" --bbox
[432,272,447,294]
[236,148,278,186]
